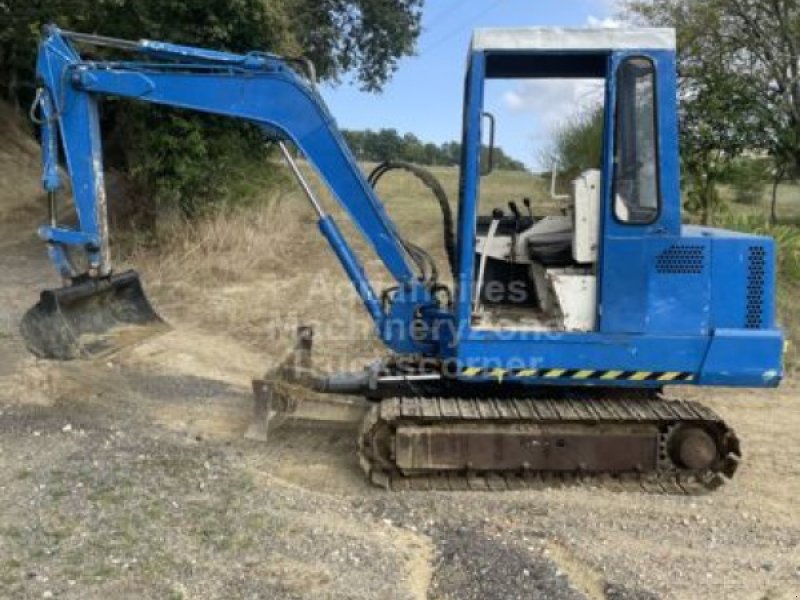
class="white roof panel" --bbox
[471,28,676,52]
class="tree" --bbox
[546,106,604,184]
[719,1,800,223]
[625,0,800,224]
[680,59,765,223]
[289,0,423,92]
[0,0,424,218]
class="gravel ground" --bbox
[1,348,798,599]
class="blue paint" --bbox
[39,91,61,192]
[38,226,99,247]
[46,244,76,279]
[455,51,486,329]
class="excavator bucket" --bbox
[20,270,169,360]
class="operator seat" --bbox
[525,230,574,267]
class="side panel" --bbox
[456,332,707,387]
[708,232,777,330]
[599,239,650,331]
[646,237,711,334]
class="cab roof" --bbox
[471,27,676,52]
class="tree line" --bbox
[342,128,527,171]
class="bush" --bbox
[120,109,274,220]
[725,157,769,205]
[545,106,604,184]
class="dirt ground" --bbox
[1,119,799,599]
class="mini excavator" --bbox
[23,25,783,492]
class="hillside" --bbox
[0,104,42,225]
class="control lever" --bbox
[474,208,503,314]
[508,201,522,227]
[508,201,522,262]
[523,197,533,218]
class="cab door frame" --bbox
[597,49,683,334]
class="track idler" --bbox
[20,270,169,360]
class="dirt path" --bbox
[1,223,799,599]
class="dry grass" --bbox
[130,162,549,372]
[131,164,383,372]
[0,103,44,226]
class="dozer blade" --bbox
[20,270,169,360]
[246,327,367,442]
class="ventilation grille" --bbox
[655,245,706,275]
[745,246,766,329]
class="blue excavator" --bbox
[22,25,783,492]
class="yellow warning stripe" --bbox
[489,368,507,381]
[657,371,681,381]
[517,369,538,377]
[544,369,566,378]
[459,367,696,382]
[600,370,624,380]
[573,370,595,379]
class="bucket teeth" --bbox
[20,270,169,360]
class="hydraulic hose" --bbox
[367,161,457,280]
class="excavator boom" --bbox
[26,26,446,359]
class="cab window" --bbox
[614,57,659,224]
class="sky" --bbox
[320,0,622,170]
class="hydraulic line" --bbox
[368,161,457,280]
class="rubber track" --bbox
[358,396,741,495]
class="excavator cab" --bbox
[454,29,782,388]
[467,30,664,333]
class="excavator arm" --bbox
[26,26,447,358]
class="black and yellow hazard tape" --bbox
[460,367,695,382]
